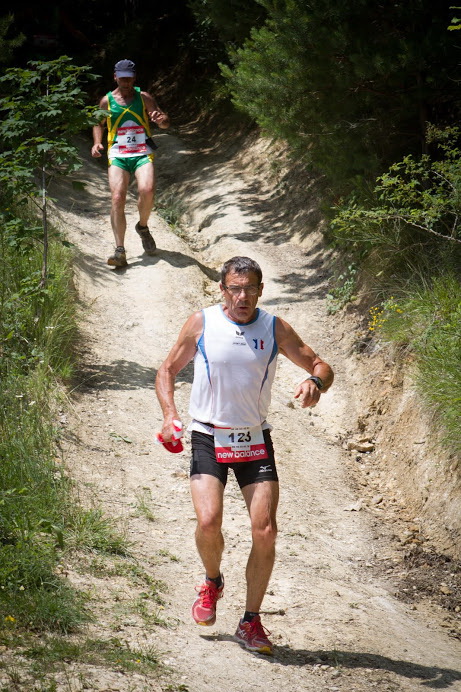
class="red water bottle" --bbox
[155,419,183,453]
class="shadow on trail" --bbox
[200,634,461,689]
[272,647,461,689]
[73,360,194,393]
[73,245,219,284]
[154,248,220,282]
[73,360,156,392]
[115,247,219,281]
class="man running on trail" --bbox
[91,59,169,267]
[155,256,334,655]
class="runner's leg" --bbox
[134,161,155,227]
[190,473,225,579]
[241,480,279,612]
[108,165,130,247]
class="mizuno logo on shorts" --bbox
[259,465,272,473]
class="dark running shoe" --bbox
[191,576,224,626]
[107,246,127,267]
[135,222,156,255]
[234,615,273,655]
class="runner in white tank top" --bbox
[156,256,334,654]
[189,304,278,430]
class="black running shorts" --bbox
[190,429,278,489]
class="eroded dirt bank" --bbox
[39,129,461,691]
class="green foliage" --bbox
[0,14,25,64]
[0,211,77,555]
[332,127,461,455]
[220,0,460,188]
[0,57,103,285]
[448,6,461,30]
[0,57,102,201]
[377,277,461,455]
[133,488,157,522]
[331,126,461,283]
[0,209,77,378]
[188,0,266,44]
[326,264,358,313]
[335,125,461,241]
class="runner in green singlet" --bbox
[92,59,170,267]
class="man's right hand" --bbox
[160,418,183,443]
[91,143,104,157]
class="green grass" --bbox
[0,214,84,631]
[157,549,180,562]
[156,191,186,233]
[65,507,130,556]
[0,199,131,633]
[132,488,156,522]
[82,555,167,596]
[378,274,461,454]
[22,636,162,674]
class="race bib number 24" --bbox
[117,126,146,155]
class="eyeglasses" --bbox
[222,284,260,296]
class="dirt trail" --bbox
[49,132,461,692]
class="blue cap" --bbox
[114,59,136,77]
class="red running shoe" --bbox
[234,615,273,655]
[191,576,224,626]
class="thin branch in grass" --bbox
[383,214,461,243]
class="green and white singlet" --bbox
[106,87,155,159]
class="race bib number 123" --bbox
[214,425,268,463]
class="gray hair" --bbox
[220,256,262,285]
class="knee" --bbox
[252,520,277,549]
[138,185,154,200]
[111,190,126,208]
[197,512,222,537]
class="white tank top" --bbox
[189,304,278,428]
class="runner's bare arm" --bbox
[275,317,334,408]
[91,95,109,157]
[142,92,170,128]
[156,311,203,439]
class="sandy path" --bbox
[49,133,461,692]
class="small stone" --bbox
[371,494,383,505]
[172,469,188,479]
[344,499,364,512]
[440,585,453,595]
[347,439,375,452]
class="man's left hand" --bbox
[149,110,169,126]
[294,379,321,408]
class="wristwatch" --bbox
[307,376,324,390]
